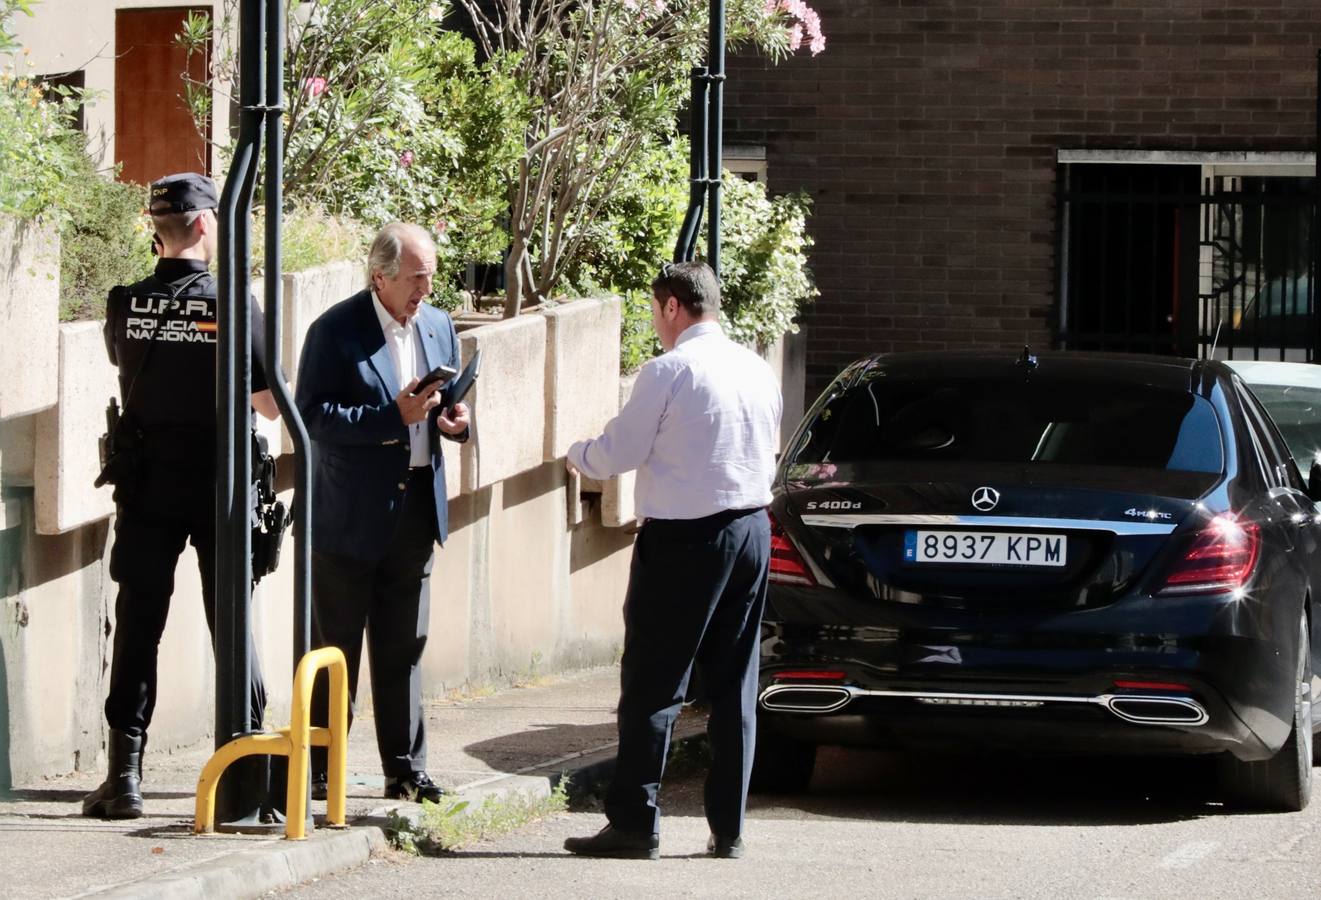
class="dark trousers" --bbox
[605,507,771,839]
[310,467,436,778]
[105,469,267,738]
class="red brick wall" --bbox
[723,0,1321,398]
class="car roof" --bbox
[851,350,1225,393]
[1223,359,1321,389]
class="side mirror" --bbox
[1308,460,1321,503]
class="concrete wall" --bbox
[0,281,644,783]
[34,323,118,534]
[0,247,805,783]
[0,216,59,420]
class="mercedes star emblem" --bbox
[971,486,1000,512]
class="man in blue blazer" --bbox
[295,222,470,803]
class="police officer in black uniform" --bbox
[82,173,281,819]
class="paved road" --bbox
[275,747,1321,899]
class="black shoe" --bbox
[82,730,144,820]
[707,834,744,859]
[384,771,448,804]
[564,824,660,860]
[310,772,328,802]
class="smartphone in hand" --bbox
[412,365,457,396]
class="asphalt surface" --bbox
[274,746,1321,899]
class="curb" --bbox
[83,724,708,899]
[81,748,622,899]
[90,827,387,900]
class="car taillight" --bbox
[769,512,817,586]
[773,670,846,681]
[1157,514,1260,595]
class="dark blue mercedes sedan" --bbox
[756,351,1320,811]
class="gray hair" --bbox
[368,222,435,285]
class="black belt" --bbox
[644,506,765,529]
[639,510,766,536]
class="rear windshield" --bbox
[793,375,1224,473]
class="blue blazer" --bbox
[295,289,464,562]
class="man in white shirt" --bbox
[563,261,782,860]
[295,223,470,804]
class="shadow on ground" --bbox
[659,745,1245,828]
[462,721,619,779]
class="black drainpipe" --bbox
[263,0,309,669]
[1313,49,1319,363]
[674,66,708,263]
[214,0,266,828]
[675,0,725,275]
[706,0,725,276]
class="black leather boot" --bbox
[82,730,144,819]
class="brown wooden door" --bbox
[115,7,210,186]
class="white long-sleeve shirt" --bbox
[568,320,782,521]
[372,291,430,467]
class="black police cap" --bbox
[149,173,219,215]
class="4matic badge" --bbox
[1124,508,1172,520]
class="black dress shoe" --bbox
[384,771,449,804]
[310,772,328,802]
[564,824,660,860]
[708,834,744,859]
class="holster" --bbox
[250,432,289,583]
[94,399,142,491]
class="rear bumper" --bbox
[760,584,1299,761]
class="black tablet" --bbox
[444,349,483,410]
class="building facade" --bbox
[724,0,1321,396]
[14,1,224,185]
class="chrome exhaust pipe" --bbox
[759,684,853,714]
[1103,695,1208,726]
[758,683,1209,727]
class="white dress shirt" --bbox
[568,320,783,521]
[373,291,431,467]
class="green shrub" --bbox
[0,1,85,224]
[619,291,661,374]
[58,165,154,321]
[186,1,528,293]
[250,202,370,277]
[718,175,819,352]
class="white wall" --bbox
[11,1,231,174]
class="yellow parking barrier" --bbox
[194,647,349,840]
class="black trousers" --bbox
[605,507,771,839]
[310,467,436,778]
[105,467,267,738]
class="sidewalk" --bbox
[0,666,698,899]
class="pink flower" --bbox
[399,150,414,168]
[772,0,827,56]
[434,218,448,235]
[303,76,327,97]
